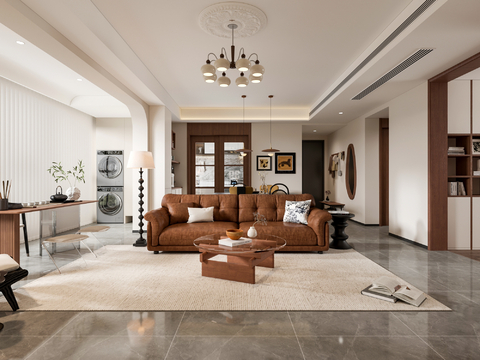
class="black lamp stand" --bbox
[133,167,147,247]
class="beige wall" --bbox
[172,122,187,192]
[95,118,133,220]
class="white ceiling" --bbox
[1,0,480,134]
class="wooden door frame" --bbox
[428,51,480,250]
[379,118,389,226]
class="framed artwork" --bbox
[473,139,480,154]
[256,155,272,171]
[275,152,296,174]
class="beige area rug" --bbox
[2,245,450,311]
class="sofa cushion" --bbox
[283,200,311,225]
[161,194,238,223]
[239,194,316,222]
[187,206,214,223]
[167,202,195,224]
[239,221,317,246]
[159,222,238,246]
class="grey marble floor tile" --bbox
[299,336,444,360]
[420,336,480,360]
[0,335,52,360]
[165,336,304,360]
[177,311,295,336]
[0,311,79,336]
[289,311,415,336]
[55,312,184,337]
[393,311,477,336]
[25,335,174,360]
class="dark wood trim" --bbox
[379,118,389,226]
[472,80,474,251]
[388,233,428,249]
[430,52,480,83]
[428,81,448,250]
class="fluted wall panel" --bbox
[0,76,96,242]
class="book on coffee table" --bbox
[218,237,252,247]
[362,276,426,307]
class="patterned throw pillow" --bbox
[283,200,312,225]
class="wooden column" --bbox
[0,214,20,262]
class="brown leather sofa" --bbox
[145,193,332,253]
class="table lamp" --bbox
[127,151,155,247]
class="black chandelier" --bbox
[201,23,265,87]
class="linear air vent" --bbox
[309,0,437,116]
[352,48,434,100]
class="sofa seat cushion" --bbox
[158,221,238,246]
[239,221,317,246]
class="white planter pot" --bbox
[66,187,81,201]
[247,226,257,238]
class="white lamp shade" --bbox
[236,57,250,72]
[214,57,230,72]
[235,76,249,87]
[250,63,265,77]
[249,73,262,83]
[201,63,216,76]
[127,151,155,169]
[218,76,231,87]
[204,74,217,83]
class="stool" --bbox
[0,254,29,311]
[77,225,110,249]
[42,234,95,274]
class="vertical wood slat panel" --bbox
[0,76,96,242]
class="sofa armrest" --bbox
[145,208,170,247]
[307,208,332,247]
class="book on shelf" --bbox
[474,171,480,176]
[448,146,465,155]
[361,276,426,307]
[449,182,458,196]
[218,237,252,247]
[458,181,466,196]
[328,210,350,214]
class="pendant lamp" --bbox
[236,95,252,156]
[262,95,280,156]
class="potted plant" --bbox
[325,190,331,201]
[47,160,85,201]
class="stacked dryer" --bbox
[97,150,124,223]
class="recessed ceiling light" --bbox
[339,112,343,115]
[313,130,317,133]
[16,41,25,45]
[77,78,83,82]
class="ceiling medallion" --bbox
[199,2,267,87]
[198,2,267,38]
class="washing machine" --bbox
[97,186,124,223]
[97,150,124,186]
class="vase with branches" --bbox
[248,212,267,238]
[47,160,85,201]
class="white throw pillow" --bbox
[283,200,312,225]
[187,206,214,223]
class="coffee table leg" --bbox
[202,258,255,284]
[257,252,274,268]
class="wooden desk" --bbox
[0,200,97,264]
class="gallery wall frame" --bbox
[256,155,272,171]
[275,152,296,174]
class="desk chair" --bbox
[42,234,96,274]
[229,186,254,194]
[0,254,29,311]
[77,225,110,249]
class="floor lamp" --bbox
[127,151,155,247]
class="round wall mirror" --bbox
[345,144,356,200]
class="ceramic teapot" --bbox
[50,186,68,202]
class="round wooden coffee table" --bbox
[193,234,286,284]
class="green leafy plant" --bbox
[47,160,85,187]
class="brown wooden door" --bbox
[379,118,389,226]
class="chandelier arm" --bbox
[247,53,259,61]
[220,47,230,62]
[236,48,245,62]
[207,53,218,61]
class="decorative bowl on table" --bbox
[226,229,244,240]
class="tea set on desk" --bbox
[1,184,79,210]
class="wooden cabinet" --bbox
[448,197,471,250]
[473,197,480,249]
[473,81,480,133]
[448,81,471,134]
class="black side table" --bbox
[329,213,355,249]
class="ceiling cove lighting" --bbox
[201,23,264,87]
[236,95,252,156]
[262,95,280,156]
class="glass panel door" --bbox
[224,142,244,192]
[195,142,215,194]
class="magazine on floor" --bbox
[361,276,426,307]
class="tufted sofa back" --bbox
[238,194,315,222]
[161,194,239,223]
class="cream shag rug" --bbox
[3,245,449,311]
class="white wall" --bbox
[326,117,366,223]
[251,122,303,194]
[389,82,428,245]
[95,118,133,220]
[0,76,96,241]
[172,122,187,192]
[365,118,380,225]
